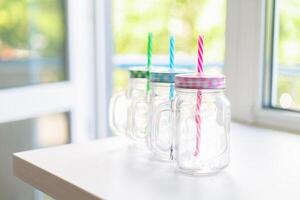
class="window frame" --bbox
[224,0,300,132]
[94,0,113,138]
[0,0,98,142]
[0,1,100,199]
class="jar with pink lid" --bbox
[174,74,231,175]
[155,73,231,175]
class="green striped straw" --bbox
[146,33,152,93]
[169,36,175,101]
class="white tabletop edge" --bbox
[13,154,102,200]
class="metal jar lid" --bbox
[175,73,226,89]
[129,67,149,79]
[150,68,191,83]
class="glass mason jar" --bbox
[148,68,191,160]
[173,74,231,175]
[109,67,149,143]
[147,70,173,159]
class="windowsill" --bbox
[13,122,300,200]
[113,54,224,70]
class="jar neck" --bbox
[151,82,173,88]
[150,82,173,97]
[175,88,225,104]
[129,78,148,90]
[175,88,225,96]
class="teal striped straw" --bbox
[169,36,175,101]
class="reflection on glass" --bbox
[273,0,300,111]
[113,0,226,91]
[0,0,67,89]
[0,113,70,200]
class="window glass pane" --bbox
[0,113,70,200]
[113,0,226,91]
[0,0,67,89]
[271,0,300,111]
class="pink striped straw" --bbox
[197,35,204,74]
[194,35,204,157]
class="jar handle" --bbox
[151,101,173,159]
[109,90,127,136]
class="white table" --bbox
[13,123,300,200]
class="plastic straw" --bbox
[197,35,204,73]
[194,35,204,156]
[147,33,152,93]
[169,36,175,101]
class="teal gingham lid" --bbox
[129,67,149,79]
[150,68,191,83]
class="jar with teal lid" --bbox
[147,68,191,160]
[109,66,149,143]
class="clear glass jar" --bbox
[173,75,231,175]
[147,69,191,160]
[109,67,149,143]
[148,82,173,160]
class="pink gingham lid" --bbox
[175,73,225,89]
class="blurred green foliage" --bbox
[0,0,65,57]
[113,0,226,63]
[278,0,300,65]
[0,0,66,87]
[0,0,28,48]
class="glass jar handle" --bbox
[130,97,148,141]
[151,101,172,158]
[109,90,127,136]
